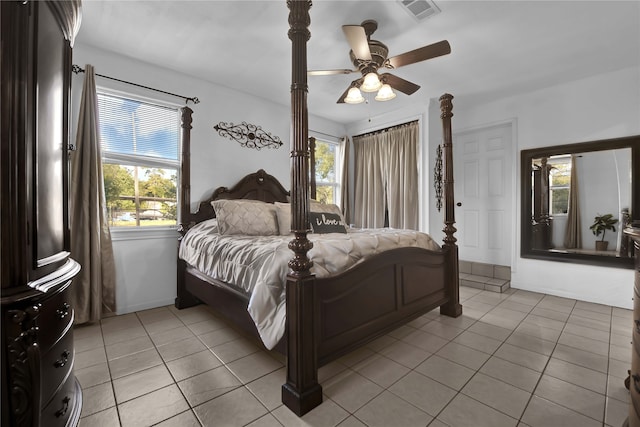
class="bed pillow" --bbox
[274,202,292,236]
[275,201,347,235]
[311,200,346,225]
[211,199,279,235]
[309,212,347,234]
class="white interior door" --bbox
[453,123,512,266]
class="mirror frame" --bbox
[521,135,640,269]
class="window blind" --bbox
[97,92,179,161]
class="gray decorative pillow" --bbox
[211,199,279,235]
[310,200,344,220]
[309,212,347,234]
[275,201,347,235]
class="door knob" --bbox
[456,202,462,207]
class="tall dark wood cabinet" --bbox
[1,1,82,426]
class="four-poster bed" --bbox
[174,0,461,416]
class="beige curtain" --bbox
[353,121,419,229]
[70,64,116,324]
[354,133,386,227]
[385,122,419,229]
[340,136,351,224]
[563,155,582,249]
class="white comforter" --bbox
[179,219,440,349]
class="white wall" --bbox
[71,41,638,311]
[432,66,640,308]
[71,43,345,314]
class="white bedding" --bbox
[179,218,440,349]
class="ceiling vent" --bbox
[398,0,441,21]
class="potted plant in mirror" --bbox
[589,213,618,251]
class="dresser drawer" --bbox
[41,375,81,427]
[38,283,74,352]
[41,325,75,407]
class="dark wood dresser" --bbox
[627,227,640,427]
[1,1,83,426]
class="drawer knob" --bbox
[55,396,70,418]
[56,302,70,320]
[635,320,640,334]
[54,350,70,368]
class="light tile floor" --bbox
[74,286,633,427]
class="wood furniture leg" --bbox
[438,93,462,317]
[175,107,199,310]
[281,0,322,416]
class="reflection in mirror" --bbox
[521,136,639,269]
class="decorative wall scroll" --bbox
[214,121,283,150]
[434,144,443,212]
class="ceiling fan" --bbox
[308,20,451,104]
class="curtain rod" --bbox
[72,65,200,105]
[352,119,418,139]
[309,130,342,141]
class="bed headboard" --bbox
[182,169,290,230]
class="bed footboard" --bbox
[316,247,450,364]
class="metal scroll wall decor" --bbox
[434,144,443,212]
[214,121,283,150]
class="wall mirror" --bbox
[521,135,639,268]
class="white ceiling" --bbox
[77,0,640,125]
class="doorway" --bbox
[453,122,513,267]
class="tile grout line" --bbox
[426,291,549,425]
[513,296,577,426]
[78,293,629,427]
[101,318,125,427]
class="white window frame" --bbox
[97,88,182,236]
[548,155,571,216]
[311,134,341,206]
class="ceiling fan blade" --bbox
[380,73,420,95]
[387,40,451,69]
[308,69,356,76]
[342,25,371,60]
[337,79,362,104]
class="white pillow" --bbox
[274,202,292,236]
[211,199,279,235]
[275,201,346,235]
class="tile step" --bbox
[460,273,510,293]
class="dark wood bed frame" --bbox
[174,0,461,416]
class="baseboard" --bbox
[117,297,176,315]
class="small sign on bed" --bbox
[309,212,347,234]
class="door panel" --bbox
[454,123,512,266]
[463,211,480,248]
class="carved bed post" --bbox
[175,106,199,309]
[179,106,193,229]
[439,94,463,317]
[282,0,322,416]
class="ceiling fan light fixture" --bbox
[360,72,383,92]
[344,87,365,104]
[375,84,396,101]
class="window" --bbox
[548,155,571,215]
[98,92,180,227]
[313,139,340,205]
